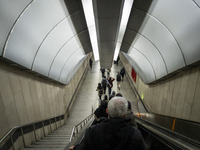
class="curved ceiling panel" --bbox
[49,36,84,81]
[130,8,185,73]
[123,52,155,83]
[194,0,200,7]
[129,31,167,79]
[142,0,200,65]
[32,17,76,76]
[59,55,87,84]
[0,0,32,55]
[4,0,69,69]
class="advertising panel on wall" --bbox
[131,68,137,83]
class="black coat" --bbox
[74,118,146,150]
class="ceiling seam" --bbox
[129,45,157,80]
[47,29,88,76]
[133,7,187,66]
[58,45,85,82]
[192,0,200,8]
[2,0,35,57]
[127,28,169,74]
[31,16,69,70]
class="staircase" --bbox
[22,125,72,150]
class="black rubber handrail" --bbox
[136,117,200,150]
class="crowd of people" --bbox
[69,60,146,150]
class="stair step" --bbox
[46,134,70,138]
[27,144,66,148]
[40,139,69,142]
[35,141,68,145]
[22,148,64,150]
[43,136,69,139]
[47,134,70,137]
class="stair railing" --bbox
[0,115,64,150]
[69,114,93,142]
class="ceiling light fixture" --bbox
[81,0,99,61]
[113,0,134,60]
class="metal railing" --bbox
[69,114,93,142]
[0,115,64,150]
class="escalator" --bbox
[65,102,200,150]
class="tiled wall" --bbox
[120,53,200,123]
[0,54,90,139]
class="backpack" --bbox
[117,74,121,82]
[102,79,107,87]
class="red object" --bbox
[131,68,137,83]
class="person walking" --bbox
[101,76,110,94]
[106,68,111,77]
[89,58,93,70]
[69,97,146,150]
[120,67,125,81]
[100,68,105,77]
[107,76,115,96]
[96,83,103,100]
[116,72,122,90]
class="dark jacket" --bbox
[74,118,146,150]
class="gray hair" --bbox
[108,97,128,118]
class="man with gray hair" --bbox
[70,97,146,150]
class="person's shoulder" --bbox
[87,120,106,132]
[129,127,144,141]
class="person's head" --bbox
[100,101,108,109]
[104,95,108,100]
[112,91,116,96]
[98,83,101,87]
[107,97,128,119]
[116,93,123,97]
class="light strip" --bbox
[81,0,99,61]
[113,0,134,60]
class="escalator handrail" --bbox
[136,117,200,149]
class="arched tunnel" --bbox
[0,0,200,149]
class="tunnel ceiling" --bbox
[120,0,200,83]
[0,0,200,84]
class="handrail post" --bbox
[42,122,45,137]
[20,128,25,147]
[55,118,58,129]
[33,124,37,142]
[9,133,15,150]
[49,119,52,132]
[60,116,62,127]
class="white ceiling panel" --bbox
[4,0,69,69]
[32,17,76,76]
[129,31,167,79]
[49,36,85,81]
[59,55,87,84]
[0,0,32,55]
[134,8,185,73]
[123,52,156,83]
[146,0,200,65]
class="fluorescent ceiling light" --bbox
[81,0,99,61]
[113,0,134,60]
